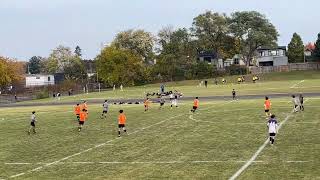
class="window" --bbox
[48,76,51,81]
[234,58,239,65]
[36,76,40,79]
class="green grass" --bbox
[19,70,320,104]
[1,98,319,179]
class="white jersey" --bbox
[31,114,36,123]
[103,102,109,111]
[292,97,301,106]
[169,94,174,99]
[267,119,278,133]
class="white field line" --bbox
[290,80,305,88]
[4,160,311,166]
[9,114,184,179]
[228,113,293,180]
[189,114,318,125]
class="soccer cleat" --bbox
[118,135,121,137]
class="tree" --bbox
[0,56,24,88]
[27,56,43,74]
[191,11,230,58]
[229,11,279,66]
[313,33,320,60]
[75,46,82,57]
[157,27,198,80]
[45,45,74,73]
[63,56,87,81]
[96,46,144,86]
[112,29,155,63]
[287,33,304,63]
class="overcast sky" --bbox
[0,0,318,61]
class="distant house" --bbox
[198,51,218,64]
[305,42,315,62]
[254,46,288,66]
[26,74,55,87]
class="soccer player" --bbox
[191,97,199,113]
[253,75,257,83]
[74,103,81,121]
[237,77,242,84]
[81,100,88,114]
[78,109,87,132]
[159,96,165,109]
[101,100,109,119]
[299,94,304,111]
[28,111,37,135]
[232,89,236,100]
[222,78,226,84]
[264,97,272,117]
[118,110,127,137]
[291,95,300,112]
[144,98,151,111]
[267,114,278,145]
[171,94,178,108]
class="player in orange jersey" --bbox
[74,103,81,121]
[264,96,272,117]
[78,109,88,132]
[191,97,199,113]
[144,98,151,112]
[118,110,127,137]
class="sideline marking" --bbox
[228,113,292,180]
[290,80,305,88]
[4,160,311,166]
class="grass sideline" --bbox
[18,71,320,104]
[0,98,319,179]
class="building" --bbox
[25,74,55,87]
[255,46,288,66]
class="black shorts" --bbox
[193,106,198,110]
[79,121,85,125]
[102,110,108,114]
[265,109,270,113]
[118,124,125,128]
[30,122,35,127]
[269,133,276,136]
[160,103,164,106]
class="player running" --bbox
[28,111,37,135]
[291,95,300,112]
[232,89,236,100]
[81,100,88,113]
[78,109,88,132]
[101,100,109,119]
[299,94,304,111]
[118,110,127,137]
[144,98,151,111]
[264,97,272,117]
[159,96,165,109]
[171,94,178,108]
[267,114,278,145]
[191,97,199,113]
[74,103,81,121]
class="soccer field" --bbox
[1,98,319,179]
[19,71,320,104]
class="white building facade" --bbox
[25,74,55,87]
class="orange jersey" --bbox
[79,111,87,122]
[264,100,271,109]
[194,99,199,107]
[74,106,81,115]
[81,103,88,111]
[118,114,126,124]
[144,100,150,106]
